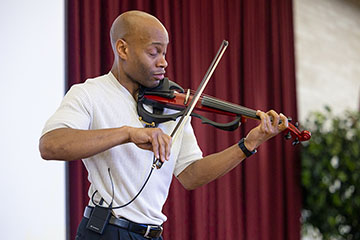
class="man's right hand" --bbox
[127,127,172,163]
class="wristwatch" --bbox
[238,138,257,157]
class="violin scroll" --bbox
[284,119,311,145]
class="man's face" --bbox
[123,27,169,88]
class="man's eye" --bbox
[149,51,157,57]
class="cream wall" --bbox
[0,0,66,239]
[294,0,360,122]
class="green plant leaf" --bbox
[301,107,360,239]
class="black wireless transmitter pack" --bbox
[86,205,112,234]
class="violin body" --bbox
[137,78,311,145]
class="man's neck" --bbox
[110,65,139,99]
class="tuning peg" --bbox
[284,131,292,140]
[295,122,299,128]
[292,138,300,146]
[287,117,292,122]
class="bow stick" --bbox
[154,40,229,169]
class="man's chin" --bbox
[143,79,160,88]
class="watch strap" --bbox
[238,138,257,157]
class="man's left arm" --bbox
[177,110,288,190]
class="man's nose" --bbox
[156,55,168,69]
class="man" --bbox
[39,10,288,240]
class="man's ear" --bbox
[116,39,128,60]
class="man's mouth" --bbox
[153,72,165,80]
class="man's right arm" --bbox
[39,127,171,162]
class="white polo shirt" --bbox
[41,72,203,225]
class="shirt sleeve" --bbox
[41,84,92,136]
[173,118,203,177]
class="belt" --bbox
[84,206,163,239]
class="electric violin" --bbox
[137,40,311,169]
[137,77,311,144]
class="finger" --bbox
[165,135,172,160]
[157,133,167,162]
[266,110,280,128]
[159,133,172,161]
[151,133,160,160]
[137,143,153,151]
[259,110,273,133]
[256,110,268,132]
[279,113,289,131]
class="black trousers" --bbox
[75,217,163,240]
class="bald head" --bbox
[110,10,168,52]
[109,10,169,93]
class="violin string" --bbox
[205,97,257,117]
[188,89,258,118]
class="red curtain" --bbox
[66,0,300,239]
